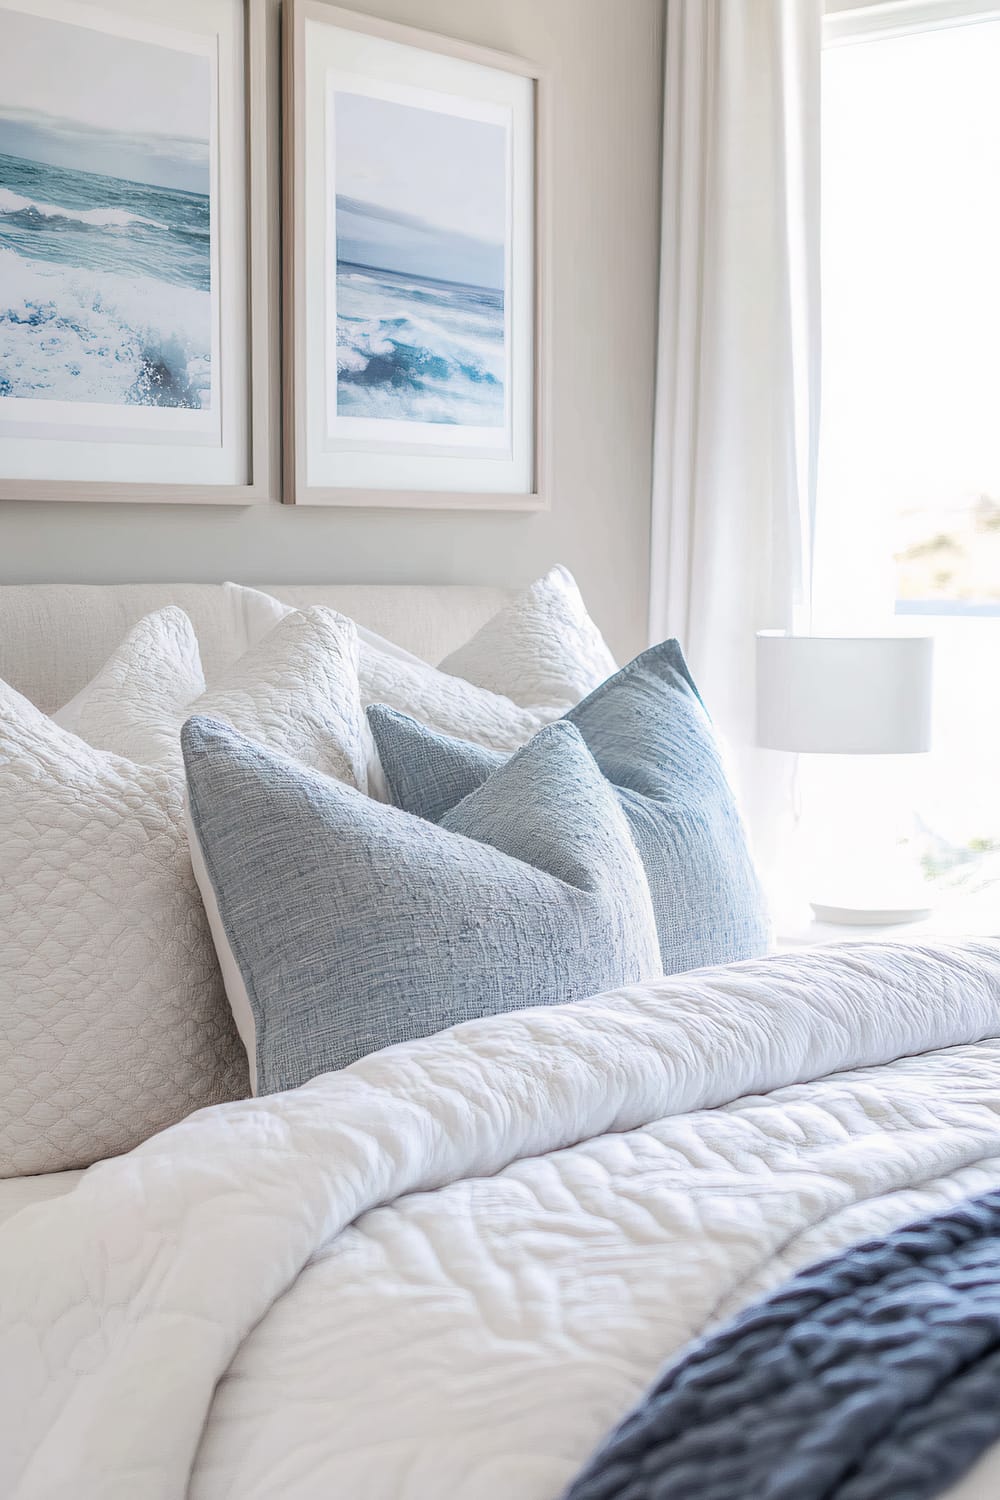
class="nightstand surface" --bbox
[775,893,998,950]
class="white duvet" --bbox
[4,939,1000,1500]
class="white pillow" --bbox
[57,605,371,790]
[188,606,370,786]
[357,647,554,752]
[234,584,430,669]
[438,564,617,708]
[53,606,206,764]
[221,581,300,665]
[238,589,550,753]
[2,608,368,1177]
[58,568,617,770]
[0,681,246,1177]
[357,566,618,753]
[201,568,616,744]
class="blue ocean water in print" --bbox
[0,150,211,409]
[336,261,505,427]
[334,186,505,429]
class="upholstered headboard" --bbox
[0,582,512,714]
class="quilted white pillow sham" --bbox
[0,681,246,1178]
[359,566,617,750]
[322,569,611,762]
[53,606,206,766]
[236,566,618,755]
[56,605,371,789]
[437,564,618,709]
[2,607,369,1177]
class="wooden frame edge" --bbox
[281,0,304,505]
[281,0,550,512]
[0,0,275,506]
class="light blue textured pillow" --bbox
[368,640,770,975]
[182,715,660,1095]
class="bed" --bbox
[3,941,1000,1498]
[0,1170,82,1228]
[2,582,999,1500]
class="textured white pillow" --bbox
[188,606,370,786]
[222,581,293,662]
[0,682,247,1177]
[238,586,431,669]
[57,569,616,768]
[357,647,554,753]
[234,590,546,753]
[58,605,371,790]
[438,564,617,708]
[2,608,369,1176]
[358,566,618,753]
[53,606,206,764]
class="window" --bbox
[816,1,1000,902]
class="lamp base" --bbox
[810,900,932,926]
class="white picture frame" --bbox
[0,0,274,503]
[283,0,549,509]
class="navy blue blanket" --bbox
[565,1190,1000,1500]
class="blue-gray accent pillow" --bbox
[182,714,661,1095]
[367,640,770,975]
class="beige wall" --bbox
[0,0,663,661]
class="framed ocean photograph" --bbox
[283,0,548,508]
[0,0,274,502]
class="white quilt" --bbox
[4,939,1000,1500]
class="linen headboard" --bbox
[0,582,512,714]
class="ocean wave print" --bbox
[0,246,210,408]
[0,152,211,291]
[0,187,167,231]
[0,148,212,409]
[336,263,505,427]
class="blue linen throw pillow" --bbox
[182,715,661,1095]
[367,640,770,974]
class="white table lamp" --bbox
[756,632,934,924]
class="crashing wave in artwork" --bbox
[333,90,508,433]
[0,157,210,410]
[0,6,212,417]
[335,254,504,428]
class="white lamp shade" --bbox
[756,633,934,754]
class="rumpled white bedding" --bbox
[4,939,1000,1500]
[0,1170,83,1229]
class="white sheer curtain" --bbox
[649,0,823,872]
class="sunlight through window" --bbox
[817,4,1000,899]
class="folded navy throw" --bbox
[565,1189,1000,1500]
